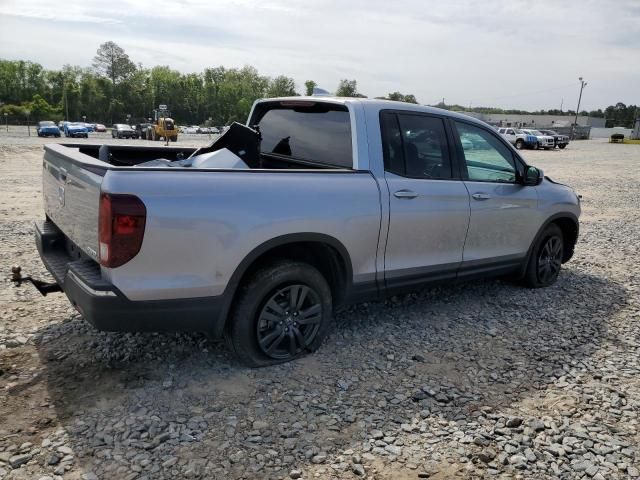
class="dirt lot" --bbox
[0,133,639,480]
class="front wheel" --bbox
[226,261,333,367]
[523,224,564,288]
[559,144,567,149]
[170,136,177,142]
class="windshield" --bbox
[514,129,524,134]
[39,121,55,127]
[530,130,543,136]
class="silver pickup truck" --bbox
[36,97,580,366]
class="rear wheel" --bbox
[170,136,177,142]
[515,139,524,150]
[559,144,567,149]
[523,224,564,288]
[226,261,333,367]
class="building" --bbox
[459,112,606,128]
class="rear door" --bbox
[381,111,470,289]
[451,120,538,271]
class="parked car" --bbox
[133,123,152,139]
[497,127,538,150]
[538,129,569,149]
[94,123,107,133]
[37,121,61,138]
[182,126,199,134]
[83,123,96,133]
[36,97,580,366]
[63,122,89,138]
[521,129,555,150]
[112,124,135,139]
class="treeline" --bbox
[0,41,637,127]
[0,41,417,125]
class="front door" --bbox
[451,120,539,272]
[381,112,470,290]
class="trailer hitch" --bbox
[11,266,62,296]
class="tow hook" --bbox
[11,265,62,296]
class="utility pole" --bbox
[560,98,563,113]
[572,77,587,140]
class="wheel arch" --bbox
[214,233,354,337]
[521,213,579,276]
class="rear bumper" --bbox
[35,221,224,333]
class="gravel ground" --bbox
[0,134,639,480]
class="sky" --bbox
[0,0,639,111]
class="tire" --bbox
[523,224,564,288]
[533,142,539,150]
[170,136,177,142]
[559,144,567,149]
[226,260,333,367]
[515,139,524,150]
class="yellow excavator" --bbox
[145,105,178,142]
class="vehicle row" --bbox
[179,125,221,134]
[496,127,569,150]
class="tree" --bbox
[267,75,297,98]
[93,41,136,86]
[335,79,359,97]
[304,80,317,96]
[386,91,418,103]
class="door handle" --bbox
[59,168,68,183]
[472,192,491,200]
[394,190,418,199]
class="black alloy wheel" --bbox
[256,285,322,360]
[537,235,563,284]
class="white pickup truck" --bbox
[36,97,580,366]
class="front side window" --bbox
[256,104,352,168]
[381,112,452,179]
[454,121,517,183]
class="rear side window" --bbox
[381,112,452,179]
[255,104,352,168]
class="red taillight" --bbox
[98,193,146,268]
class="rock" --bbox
[311,454,327,464]
[524,448,536,462]
[509,454,527,468]
[162,457,178,468]
[352,463,366,476]
[47,453,61,465]
[529,419,545,432]
[370,430,384,440]
[506,417,523,428]
[289,469,303,479]
[545,444,564,457]
[385,445,402,456]
[81,473,99,480]
[252,420,269,430]
[9,454,31,468]
[57,446,73,455]
[477,449,496,463]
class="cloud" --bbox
[0,0,638,110]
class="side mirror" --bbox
[523,166,544,186]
